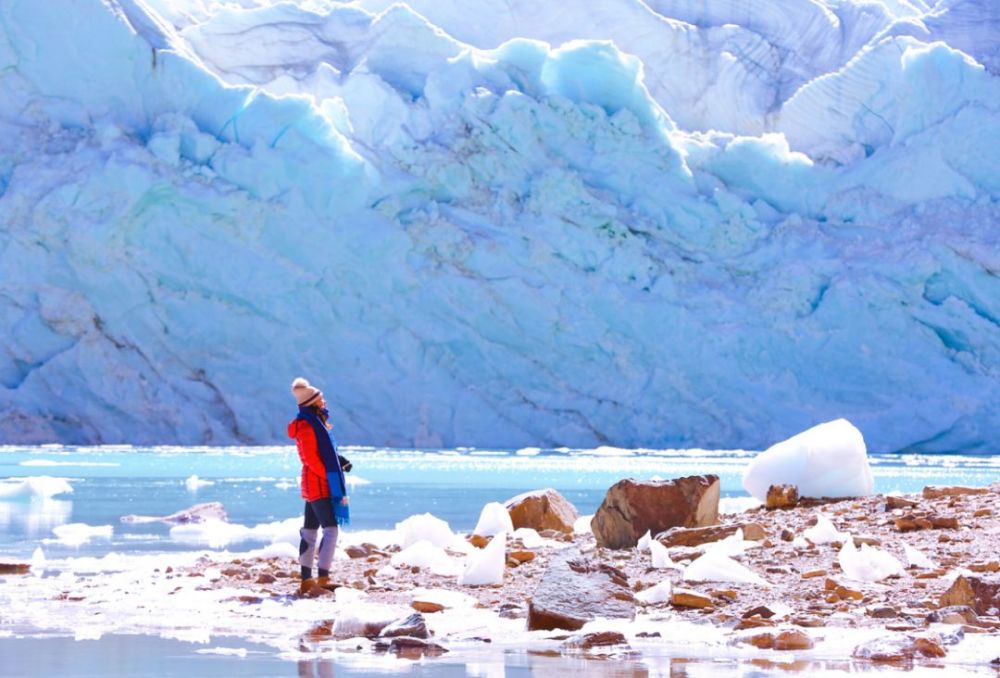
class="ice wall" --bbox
[0,0,997,452]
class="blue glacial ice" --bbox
[0,0,998,453]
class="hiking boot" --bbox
[297,578,331,598]
[315,576,340,592]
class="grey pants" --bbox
[299,499,339,571]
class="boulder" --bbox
[379,613,428,639]
[526,552,635,631]
[765,484,799,509]
[940,575,1000,615]
[591,475,720,549]
[657,522,765,548]
[505,489,578,534]
[852,634,947,662]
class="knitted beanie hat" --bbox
[291,377,322,407]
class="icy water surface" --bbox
[1,445,998,677]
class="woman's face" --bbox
[315,395,327,409]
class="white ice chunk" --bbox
[511,527,544,548]
[170,519,251,548]
[635,580,672,604]
[838,540,905,582]
[803,513,850,545]
[0,476,73,500]
[573,514,594,535]
[702,528,758,557]
[390,539,462,576]
[637,530,652,553]
[684,550,768,586]
[185,475,214,491]
[332,603,401,638]
[902,542,936,569]
[472,502,513,537]
[650,538,682,570]
[395,513,454,548]
[51,523,113,547]
[459,531,506,586]
[742,419,874,501]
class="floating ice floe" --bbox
[473,502,514,537]
[838,540,904,582]
[185,475,214,491]
[459,531,506,586]
[684,550,768,586]
[390,540,462,576]
[650,539,682,570]
[742,419,875,501]
[0,477,74,500]
[902,542,937,569]
[803,512,850,545]
[346,475,371,488]
[395,513,454,548]
[51,523,113,547]
[170,519,252,548]
[635,580,672,604]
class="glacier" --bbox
[0,0,998,452]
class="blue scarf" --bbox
[297,406,350,526]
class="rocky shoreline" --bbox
[160,481,1000,667]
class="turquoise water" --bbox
[0,445,997,561]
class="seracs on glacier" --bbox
[0,0,997,452]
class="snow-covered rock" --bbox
[0,0,998,453]
[635,580,672,604]
[742,420,875,501]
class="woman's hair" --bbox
[310,404,332,430]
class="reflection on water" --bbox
[0,496,72,538]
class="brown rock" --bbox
[765,484,799,510]
[940,575,1000,615]
[930,515,959,529]
[411,600,446,614]
[526,552,635,631]
[780,529,795,542]
[670,588,713,609]
[911,637,947,658]
[973,508,992,518]
[773,630,814,651]
[0,563,30,575]
[735,617,774,630]
[922,486,989,499]
[885,496,919,510]
[468,535,490,549]
[746,632,775,649]
[379,613,429,639]
[970,561,1000,573]
[375,637,448,657]
[742,605,776,619]
[255,573,276,584]
[509,550,535,564]
[657,521,766,548]
[852,535,881,547]
[345,545,369,559]
[505,489,578,534]
[563,631,628,649]
[802,569,827,579]
[895,514,933,532]
[591,475,720,549]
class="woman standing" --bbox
[288,377,350,597]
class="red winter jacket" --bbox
[288,419,330,501]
